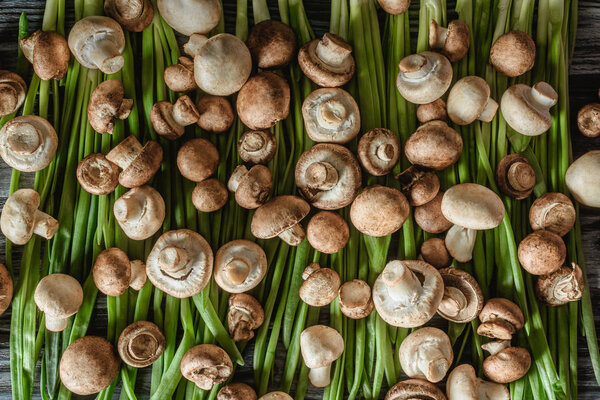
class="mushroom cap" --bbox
[420,238,451,268]
[405,121,463,170]
[151,96,200,140]
[396,51,453,104]
[500,82,558,136]
[192,179,228,213]
[247,20,297,69]
[437,268,483,323]
[300,325,344,369]
[490,31,535,77]
[529,192,576,237]
[259,392,293,400]
[20,30,70,80]
[114,185,165,240]
[88,79,132,134]
[59,336,120,395]
[565,150,600,207]
[181,344,233,390]
[237,72,291,130]
[177,138,220,182]
[302,88,360,144]
[482,346,531,383]
[357,128,401,176]
[157,0,221,35]
[399,327,453,383]
[477,298,524,340]
[1,188,57,245]
[298,33,355,87]
[0,263,12,315]
[218,383,258,400]
[377,0,410,15]
[518,230,566,275]
[251,195,310,240]
[536,263,584,306]
[385,378,446,400]
[338,279,374,319]
[34,273,83,327]
[0,115,58,172]
[0,70,27,117]
[295,143,362,210]
[214,240,267,293]
[414,192,452,234]
[577,103,600,137]
[299,265,341,307]
[197,95,234,133]
[229,165,273,209]
[117,320,165,367]
[108,136,163,188]
[429,19,470,63]
[164,57,197,93]
[417,98,447,124]
[77,153,120,195]
[396,166,440,206]
[306,211,349,254]
[104,0,154,32]
[350,185,410,237]
[93,247,132,296]
[228,293,265,341]
[238,130,278,164]
[446,364,510,400]
[447,76,496,125]
[495,154,536,200]
[194,33,252,96]
[441,183,505,230]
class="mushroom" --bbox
[338,279,374,319]
[385,379,446,400]
[302,88,360,144]
[164,57,197,93]
[377,0,410,15]
[420,238,451,268]
[490,31,535,77]
[157,0,221,35]
[214,240,267,293]
[93,247,147,296]
[0,263,12,315]
[247,20,297,69]
[76,153,120,195]
[34,273,83,331]
[477,298,524,340]
[447,76,498,125]
[536,262,584,306]
[298,33,355,87]
[0,115,58,172]
[350,185,410,237]
[197,95,234,133]
[259,392,293,400]
[238,130,278,165]
[251,195,310,246]
[181,344,233,390]
[429,19,470,62]
[500,82,558,136]
[151,95,200,140]
[396,166,440,206]
[396,51,453,104]
[405,121,463,170]
[192,179,228,213]
[495,154,536,199]
[306,211,349,254]
[529,192,576,236]
[295,143,362,210]
[218,383,258,400]
[357,128,401,176]
[88,79,133,134]
[414,192,452,234]
[20,30,70,80]
[227,293,265,342]
[373,260,444,327]
[446,364,510,400]
[300,325,344,387]
[228,165,272,209]
[482,341,531,383]
[565,150,600,207]
[146,229,213,298]
[417,98,447,124]
[399,327,453,383]
[184,34,209,58]
[106,135,163,188]
[59,336,120,395]
[117,320,165,367]
[1,189,59,245]
[114,185,165,240]
[237,72,291,130]
[437,268,483,323]
[518,230,566,275]
[177,138,219,182]
[299,263,341,307]
[194,33,252,96]
[104,0,154,31]
[577,103,600,137]
[0,71,26,117]
[68,16,125,74]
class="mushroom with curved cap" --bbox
[157,0,221,35]
[338,279,374,319]
[77,153,120,195]
[214,240,267,293]
[373,260,444,327]
[490,31,535,77]
[399,327,453,383]
[396,166,440,206]
[218,383,258,400]
[68,16,125,74]
[482,341,531,383]
[93,247,147,296]
[500,82,558,136]
[299,263,341,307]
[477,298,524,340]
[495,154,536,199]
[429,19,470,62]
[302,88,360,144]
[385,379,446,400]
[0,263,12,315]
[300,325,344,387]
[437,268,483,323]
[88,79,133,134]
[20,30,70,80]
[536,262,584,306]
[577,103,600,137]
[251,196,310,246]
[565,150,600,207]
[237,72,290,130]
[59,336,120,395]
[228,293,265,342]
[151,95,200,140]
[117,320,165,367]
[259,392,293,400]
[518,230,566,275]
[1,189,59,245]
[405,121,463,170]
[247,20,297,69]
[177,138,219,182]
[529,192,576,236]
[0,115,58,172]
[295,143,362,210]
[104,0,154,32]
[198,95,234,133]
[414,192,452,234]
[298,33,355,87]
[417,98,447,124]
[238,130,278,164]
[446,364,510,400]
[306,211,349,254]
[192,179,228,213]
[164,57,197,93]
[34,273,83,331]
[184,33,209,57]
[396,51,453,104]
[0,71,26,117]
[357,128,400,176]
[350,185,410,237]
[114,185,165,240]
[447,76,498,125]
[420,238,451,268]
[228,165,272,209]
[181,344,233,390]
[106,135,163,188]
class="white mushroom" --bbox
[297,33,355,87]
[565,150,600,208]
[300,325,344,387]
[446,364,510,400]
[399,327,453,383]
[114,185,165,240]
[34,274,83,332]
[0,115,58,172]
[68,16,125,74]
[1,188,59,245]
[396,51,453,104]
[338,279,374,319]
[157,0,221,36]
[447,76,498,125]
[214,240,267,293]
[500,82,558,136]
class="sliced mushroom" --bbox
[104,0,154,32]
[482,341,531,383]
[259,392,293,400]
[184,34,209,58]
[0,71,26,117]
[164,57,197,93]
[447,76,498,125]
[414,192,452,234]
[214,239,267,293]
[247,20,297,69]
[490,30,535,77]
[228,293,264,342]
[237,72,290,130]
[192,179,228,213]
[114,185,165,240]
[350,185,410,237]
[577,103,600,137]
[300,325,344,387]
[93,247,147,296]
[157,0,221,35]
[405,121,463,170]
[338,279,373,319]
[238,130,278,165]
[477,298,524,340]
[529,192,575,236]
[34,273,83,331]
[106,135,163,188]
[302,88,360,144]
[495,154,536,199]
[198,95,234,133]
[446,364,510,400]
[0,263,12,315]
[228,165,272,209]
[536,262,584,306]
[396,52,453,104]
[437,268,483,323]
[417,99,447,124]
[1,189,59,245]
[0,115,58,172]
[420,238,451,268]
[299,263,341,307]
[518,230,566,275]
[181,344,233,390]
[20,30,70,80]
[68,16,125,74]
[500,82,558,136]
[399,327,453,383]
[88,79,133,134]
[117,320,165,367]
[385,378,446,400]
[357,128,400,176]
[151,95,200,140]
[251,195,310,246]
[396,166,440,206]
[565,150,600,208]
[429,19,470,62]
[298,33,355,87]
[177,138,219,183]
[218,383,258,400]
[306,211,349,254]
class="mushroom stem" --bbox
[305,162,338,191]
[33,210,59,239]
[429,21,448,49]
[106,136,143,170]
[308,365,332,388]
[381,262,423,303]
[88,40,125,74]
[445,225,477,263]
[129,260,146,291]
[376,144,394,162]
[438,286,467,318]
[482,340,511,355]
[225,258,251,286]
[45,315,69,332]
[158,245,190,273]
[398,54,432,80]
[315,34,351,68]
[478,98,499,122]
[316,99,347,129]
[227,166,248,193]
[530,82,558,109]
[508,162,536,191]
[417,347,449,382]
[278,223,306,246]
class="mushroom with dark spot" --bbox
[437,268,484,323]
[114,185,165,240]
[477,298,524,340]
[518,230,566,275]
[214,240,267,293]
[151,95,200,140]
[500,82,558,136]
[104,0,154,32]
[420,238,451,268]
[357,128,400,176]
[164,57,197,93]
[228,165,272,209]
[405,121,463,170]
[396,166,440,206]
[350,185,410,237]
[181,344,233,390]
[298,33,355,87]
[306,211,349,254]
[88,79,133,134]
[237,72,290,130]
[396,52,453,104]
[429,19,470,62]
[106,135,163,188]
[1,188,59,245]
[495,154,536,199]
[447,76,498,125]
[0,71,26,117]
[198,95,234,133]
[247,20,297,69]
[228,293,264,342]
[302,87,360,143]
[238,130,278,164]
[414,192,452,234]
[251,196,310,246]
[118,320,165,367]
[20,30,70,80]
[34,273,83,331]
[68,16,125,74]
[0,115,58,172]
[536,262,584,306]
[490,31,536,77]
[399,327,453,383]
[93,247,147,296]
[299,263,341,307]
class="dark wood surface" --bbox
[0,0,600,399]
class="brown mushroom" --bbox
[490,31,535,77]
[68,16,125,74]
[536,262,584,306]
[396,166,440,206]
[151,95,200,140]
[482,341,531,383]
[20,30,70,80]
[76,153,120,195]
[477,298,524,340]
[302,88,360,143]
[414,192,452,234]
[259,392,293,400]
[437,268,484,323]
[0,189,59,245]
[338,279,374,319]
[417,99,447,124]
[299,263,341,307]
[298,33,355,87]
[500,82,558,136]
[577,103,600,137]
[447,76,498,125]
[357,128,401,176]
[385,378,446,400]
[191,179,228,213]
[181,344,233,390]
[88,79,133,134]
[218,383,258,400]
[495,154,536,199]
[164,57,197,93]
[247,20,297,69]
[518,230,566,275]
[238,130,277,164]
[117,320,165,367]
[104,0,154,32]
[228,293,264,342]
[93,247,147,296]
[350,185,410,237]
[405,121,463,170]
[529,192,576,237]
[197,95,234,133]
[396,52,453,104]
[114,185,165,240]
[106,135,163,188]
[184,34,208,57]
[251,195,310,246]
[228,165,272,209]
[306,211,349,254]
[177,138,219,182]
[237,72,290,130]
[0,71,26,117]
[429,19,470,62]
[0,263,12,315]
[420,238,451,268]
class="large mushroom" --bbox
[77,153,119,195]
[218,383,258,400]
[0,263,13,315]
[447,76,498,125]
[302,88,360,144]
[237,72,290,130]
[437,268,483,323]
[518,230,566,275]
[399,327,453,383]
[414,192,452,234]
[238,130,278,165]
[482,341,531,383]
[300,325,344,387]
[396,166,440,206]
[357,128,401,176]
[404,121,463,170]
[0,71,26,117]
[191,179,228,213]
[500,82,558,136]
[338,279,374,319]
[114,185,165,240]
[306,211,349,254]
[228,165,272,209]
[251,196,310,246]
[214,240,267,293]
[20,30,70,80]
[477,298,524,340]
[177,138,219,183]
[247,20,297,69]
[350,185,410,237]
[396,52,453,104]
[577,103,600,137]
[151,95,200,140]
[429,19,470,62]
[298,33,355,87]
[88,79,133,134]
[228,293,264,342]
[164,57,197,93]
[446,364,510,400]
[565,150,600,207]
[197,95,234,133]
[529,192,576,236]
[495,154,536,199]
[104,0,154,32]
[157,0,221,36]
[34,273,83,331]
[0,115,58,172]
[299,263,341,307]
[536,262,584,306]
[181,344,233,390]
[117,320,165,367]
[385,379,446,400]
[93,247,147,296]
[68,16,125,74]
[490,31,536,77]
[106,135,163,188]
[1,189,59,245]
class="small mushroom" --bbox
[218,383,258,400]
[357,128,401,176]
[238,130,278,165]
[88,79,133,134]
[300,325,344,387]
[0,115,58,172]
[157,0,221,35]
[181,344,233,390]
[104,0,154,32]
[414,192,452,234]
[0,71,26,117]
[565,150,600,207]
[298,33,355,87]
[0,263,12,315]
[420,238,451,268]
[20,30,70,80]
[373,260,444,327]
[495,154,536,199]
[302,88,360,144]
[447,76,498,125]
[536,262,584,306]
[529,192,576,236]
[295,143,362,210]
[197,95,234,133]
[114,185,165,240]
[396,166,440,206]
[429,19,470,62]
[490,31,535,77]
[93,247,147,296]
[214,239,267,293]
[299,263,341,307]
[117,320,165,367]
[417,98,447,124]
[76,153,120,195]
[192,179,228,213]
[151,95,200,140]
[68,16,125,74]
[500,82,558,136]
[228,165,272,209]
[350,185,410,237]
[237,72,291,130]
[477,298,524,340]
[34,273,83,331]
[385,378,446,400]
[306,211,349,254]
[437,268,483,323]
[1,189,59,245]
[338,279,374,319]
[59,336,120,395]
[146,229,213,298]
[106,135,163,188]
[405,121,463,170]
[228,293,264,342]
[446,364,510,400]
[251,195,310,246]
[377,0,410,15]
[259,392,293,400]
[577,103,600,137]
[399,327,453,383]
[518,230,566,275]
[396,52,453,104]
[177,138,219,182]
[247,20,297,69]
[184,34,209,58]
[164,57,197,93]
[482,341,531,383]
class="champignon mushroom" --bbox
[338,279,374,319]
[396,166,440,206]
[164,57,197,93]
[104,0,154,31]
[106,135,163,188]
[500,82,558,136]
[198,95,234,133]
[228,165,272,209]
[420,238,451,268]
[577,103,600,137]
[117,320,165,367]
[247,20,297,69]
[429,19,470,62]
[20,30,70,80]
[302,88,360,143]
[151,95,200,140]
[417,99,447,124]
[529,192,576,236]
[298,33,355,87]
[177,138,219,182]
[565,150,600,208]
[88,79,133,134]
[0,263,12,315]
[238,130,278,165]
[192,179,228,213]
[93,247,147,296]
[536,262,584,306]
[228,293,264,342]
[414,192,452,234]
[76,153,120,195]
[34,273,83,331]
[157,0,221,35]
[350,185,410,237]
[437,268,483,323]
[214,239,267,293]
[482,341,531,384]
[59,336,120,395]
[181,344,233,390]
[184,33,209,57]
[385,378,446,400]
[405,121,463,170]
[373,260,444,327]
[357,128,401,176]
[490,30,535,77]
[251,195,310,246]
[218,383,258,400]
[0,71,26,117]
[495,154,536,199]
[306,211,349,254]
[259,392,293,400]
[300,325,344,387]
[295,143,362,210]
[68,16,125,74]
[518,230,566,275]
[0,115,58,172]
[447,76,498,125]
[399,327,453,383]
[446,364,510,400]
[237,72,290,130]
[377,0,410,14]
[1,189,59,245]
[299,263,341,307]
[477,298,524,340]
[114,185,165,240]
[396,51,453,104]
